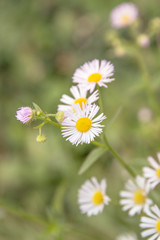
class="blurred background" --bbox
[0,0,160,239]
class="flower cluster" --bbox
[77,153,160,240]
[119,153,160,240]
[16,59,114,146]
[59,59,114,145]
[15,2,160,239]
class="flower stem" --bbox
[92,141,106,148]
[97,85,104,113]
[45,114,56,117]
[135,49,159,116]
[103,135,136,177]
[47,119,61,128]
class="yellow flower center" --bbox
[156,219,160,233]
[76,117,91,132]
[74,98,88,110]
[122,15,130,24]
[92,191,104,205]
[88,73,102,83]
[133,189,146,205]
[156,167,160,178]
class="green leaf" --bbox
[32,102,43,113]
[78,147,107,175]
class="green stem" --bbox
[34,116,61,128]
[34,121,47,129]
[47,119,61,128]
[92,141,106,148]
[97,85,104,113]
[103,135,136,177]
[39,127,42,136]
[45,114,56,117]
[134,49,159,116]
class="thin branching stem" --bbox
[103,135,136,177]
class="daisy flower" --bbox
[61,103,106,146]
[78,177,110,216]
[143,153,160,189]
[72,59,114,93]
[16,107,33,124]
[110,2,138,29]
[58,85,99,114]
[116,233,137,240]
[120,176,152,216]
[140,204,160,240]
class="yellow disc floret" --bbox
[76,117,92,132]
[133,189,146,205]
[88,73,102,83]
[156,167,160,178]
[74,98,88,110]
[122,15,130,24]
[92,191,104,205]
[156,219,160,233]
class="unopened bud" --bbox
[137,34,150,48]
[55,111,64,123]
[114,46,126,58]
[16,107,33,124]
[36,135,47,143]
[36,110,42,116]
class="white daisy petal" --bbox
[140,204,160,240]
[148,233,159,240]
[73,59,115,93]
[116,233,137,240]
[61,103,106,146]
[120,175,152,216]
[58,85,99,116]
[143,154,160,189]
[78,177,110,216]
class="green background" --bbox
[0,0,160,239]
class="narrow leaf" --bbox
[78,147,107,175]
[32,102,43,113]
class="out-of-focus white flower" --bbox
[116,233,137,240]
[58,85,99,114]
[143,153,160,189]
[78,177,110,216]
[137,107,153,123]
[140,204,160,240]
[137,34,150,48]
[72,59,114,93]
[61,103,106,146]
[110,2,138,29]
[120,176,152,216]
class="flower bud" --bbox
[16,107,33,124]
[36,135,47,143]
[55,111,64,123]
[114,46,126,58]
[137,34,150,48]
[36,110,42,116]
